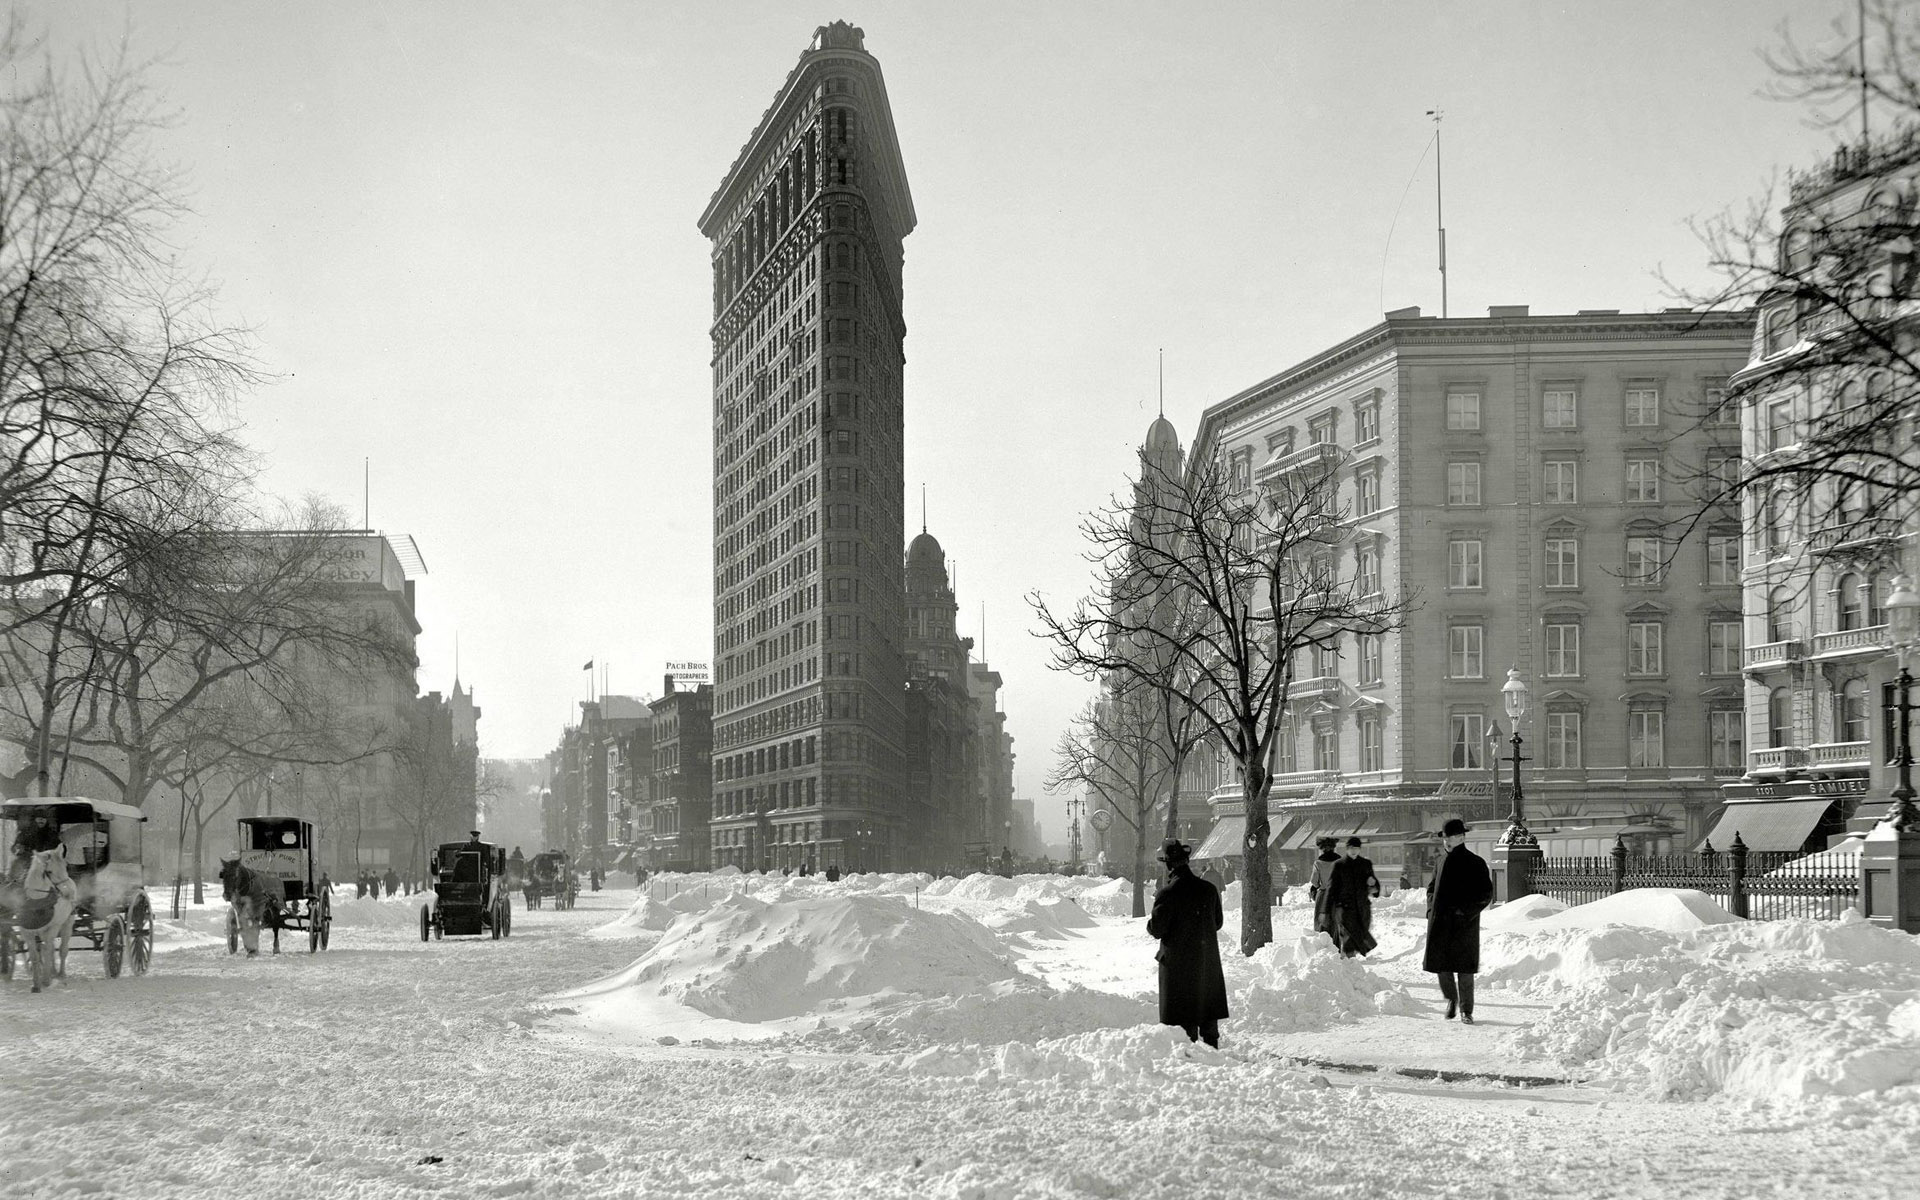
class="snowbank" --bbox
[1481,893,1568,930]
[1234,936,1421,1034]
[559,893,1025,1023]
[588,896,682,938]
[1525,888,1742,933]
[1497,911,1920,1099]
[975,897,1099,941]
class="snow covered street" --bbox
[4,873,1919,1199]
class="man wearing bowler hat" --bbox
[1146,838,1229,1049]
[1423,817,1494,1023]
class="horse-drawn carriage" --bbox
[523,850,577,910]
[0,797,153,990]
[221,817,332,955]
[421,838,513,940]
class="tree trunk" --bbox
[1132,812,1150,919]
[1238,761,1274,956]
[1162,744,1193,844]
[191,820,205,906]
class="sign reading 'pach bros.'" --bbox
[667,660,711,687]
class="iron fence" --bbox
[1529,836,1859,921]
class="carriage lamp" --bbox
[1499,668,1535,846]
[1886,575,1920,830]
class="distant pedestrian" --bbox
[825,864,841,883]
[1325,837,1380,958]
[383,867,399,897]
[1308,837,1340,943]
[1146,839,1229,1049]
[1423,818,1493,1024]
[355,872,368,899]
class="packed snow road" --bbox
[2,874,1917,1200]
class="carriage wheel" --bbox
[419,905,431,943]
[128,895,153,976]
[491,904,502,940]
[318,895,332,951]
[308,899,320,954]
[0,924,14,980]
[225,909,240,955]
[502,903,512,939]
[104,916,126,979]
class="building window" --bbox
[1309,413,1337,445]
[1448,539,1483,589]
[1769,687,1793,748]
[1448,624,1484,679]
[1710,709,1743,772]
[1356,545,1381,596]
[1766,586,1794,644]
[1446,461,1482,506]
[1359,715,1383,772]
[1450,713,1486,769]
[1355,402,1380,445]
[1766,398,1795,450]
[1708,620,1742,675]
[1446,391,1482,431]
[1544,622,1581,677]
[1276,722,1297,774]
[1627,620,1664,676]
[1311,640,1339,678]
[1764,488,1792,553]
[1625,387,1661,427]
[1705,454,1741,495]
[1545,711,1583,769]
[1314,726,1339,771]
[1628,710,1665,767]
[1543,388,1577,429]
[1356,469,1382,516]
[1704,384,1737,427]
[1625,458,1661,503]
[1358,633,1383,684]
[1837,678,1870,743]
[1543,460,1578,504]
[1625,536,1665,585]
[1534,537,1577,591]
[1837,573,1865,631]
[1707,534,1740,586]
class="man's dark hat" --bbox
[1157,839,1191,863]
[1441,817,1469,838]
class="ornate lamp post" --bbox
[1499,668,1536,846]
[1886,575,1919,830]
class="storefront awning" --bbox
[1193,817,1244,861]
[1697,797,1835,853]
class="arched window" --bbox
[1838,573,1864,631]
[1838,678,1870,743]
[1769,687,1793,748]
[1767,586,1795,644]
[1766,488,1791,551]
[1869,574,1888,627]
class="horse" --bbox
[15,848,77,993]
[219,857,285,956]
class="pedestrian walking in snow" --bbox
[383,867,399,897]
[1325,837,1380,958]
[825,864,841,882]
[1423,818,1493,1024]
[355,872,368,899]
[1308,837,1340,943]
[1146,839,1229,1049]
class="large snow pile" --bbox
[1482,893,1569,930]
[1524,888,1742,933]
[1234,936,1421,1034]
[798,978,1155,1052]
[900,1023,1212,1083]
[1497,911,1920,1099]
[561,892,1025,1023]
[975,897,1100,941]
[588,896,682,938]
[1076,876,1134,918]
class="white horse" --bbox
[17,848,77,993]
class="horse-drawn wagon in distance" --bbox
[523,850,577,910]
[421,835,513,941]
[220,816,332,956]
[0,797,154,989]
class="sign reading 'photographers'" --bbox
[667,660,711,687]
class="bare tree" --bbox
[1034,453,1411,956]
[1046,678,1186,918]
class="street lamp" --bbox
[1885,574,1920,830]
[1499,668,1537,847]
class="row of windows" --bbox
[1443,457,1690,506]
[1537,534,1740,589]
[1268,707,1742,774]
[1446,385,1684,432]
[1447,536,1673,589]
[1760,572,1892,642]
[1444,618,1741,680]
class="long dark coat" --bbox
[1308,852,1339,934]
[1147,866,1230,1026]
[1422,844,1493,974]
[1325,854,1380,957]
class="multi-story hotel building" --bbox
[1723,137,1920,850]
[649,677,714,873]
[699,23,914,872]
[1184,307,1754,883]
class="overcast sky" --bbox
[31,1,1861,844]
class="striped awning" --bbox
[1697,798,1835,853]
[1193,817,1245,861]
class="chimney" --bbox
[1487,305,1530,318]
[663,673,676,695]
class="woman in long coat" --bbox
[1423,819,1494,1022]
[1308,837,1341,941]
[1146,840,1229,1048]
[1324,837,1380,957]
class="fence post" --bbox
[1610,836,1627,895]
[1727,833,1748,919]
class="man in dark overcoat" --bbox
[1325,836,1380,958]
[1146,839,1229,1048]
[1423,818,1494,1023]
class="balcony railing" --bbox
[1812,625,1890,657]
[1748,746,1808,771]
[1289,675,1342,699]
[1256,441,1342,480]
[1808,741,1872,768]
[1744,640,1805,669]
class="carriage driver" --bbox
[8,807,61,881]
[464,830,485,851]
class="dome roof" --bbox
[908,530,944,565]
[1144,414,1181,455]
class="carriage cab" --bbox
[2,797,145,916]
[422,839,512,940]
[236,817,317,904]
